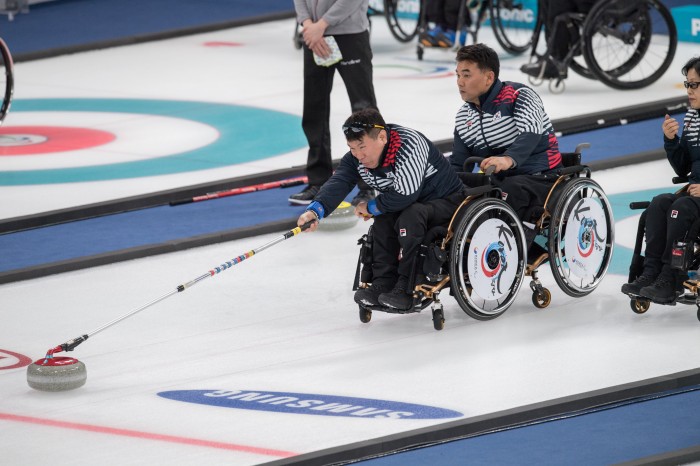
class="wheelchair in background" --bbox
[523,0,677,93]
[509,0,678,93]
[353,143,614,330]
[626,179,700,321]
[415,0,540,60]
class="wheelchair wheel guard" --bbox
[449,198,527,320]
[548,178,614,297]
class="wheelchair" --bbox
[523,0,677,93]
[415,0,539,61]
[625,180,700,321]
[353,143,615,330]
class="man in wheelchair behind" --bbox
[296,108,465,311]
[450,43,563,227]
[621,56,700,304]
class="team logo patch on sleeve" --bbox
[671,210,678,218]
[501,192,508,201]
[400,228,407,236]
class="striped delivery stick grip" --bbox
[43,221,315,357]
[169,176,308,206]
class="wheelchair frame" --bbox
[626,180,700,321]
[353,143,615,330]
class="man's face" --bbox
[456,60,494,104]
[347,130,387,169]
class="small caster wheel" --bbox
[417,45,424,61]
[631,299,650,314]
[548,78,565,94]
[359,306,372,323]
[527,75,543,87]
[432,308,444,331]
[532,288,551,308]
[696,306,700,322]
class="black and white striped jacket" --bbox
[665,107,700,184]
[450,80,562,176]
[312,124,464,217]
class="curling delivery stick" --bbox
[42,221,316,359]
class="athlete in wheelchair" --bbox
[350,44,613,329]
[622,57,700,318]
[519,0,676,92]
[353,143,613,330]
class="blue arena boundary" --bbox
[1,0,295,61]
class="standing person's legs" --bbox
[336,31,378,202]
[296,46,335,195]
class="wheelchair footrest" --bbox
[361,298,433,315]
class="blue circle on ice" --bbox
[0,98,306,185]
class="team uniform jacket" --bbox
[665,108,700,183]
[309,124,464,218]
[450,79,562,176]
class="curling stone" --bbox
[318,201,358,231]
[27,356,87,392]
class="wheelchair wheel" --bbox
[449,198,527,320]
[0,38,13,124]
[489,0,538,55]
[631,298,650,314]
[548,178,614,297]
[384,0,421,43]
[582,0,677,90]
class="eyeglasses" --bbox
[342,122,385,136]
[684,81,700,90]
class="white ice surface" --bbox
[1,15,699,466]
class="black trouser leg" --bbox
[545,0,597,60]
[371,212,401,288]
[644,192,677,271]
[661,194,700,266]
[395,193,464,278]
[302,45,334,186]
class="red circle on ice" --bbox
[0,349,33,370]
[34,356,81,366]
[0,126,116,155]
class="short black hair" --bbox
[342,108,386,142]
[455,43,500,81]
[682,56,700,78]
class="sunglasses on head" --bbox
[684,81,700,90]
[342,122,385,135]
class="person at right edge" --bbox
[291,0,378,207]
[621,56,700,304]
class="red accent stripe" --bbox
[0,412,297,458]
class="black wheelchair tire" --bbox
[384,0,421,43]
[0,38,13,124]
[489,0,538,55]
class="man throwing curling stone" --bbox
[296,108,464,311]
